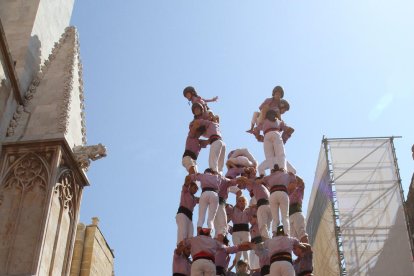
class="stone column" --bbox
[0,140,88,276]
[69,223,86,276]
[0,0,75,93]
[406,144,414,240]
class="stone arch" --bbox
[1,152,50,192]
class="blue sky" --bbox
[71,1,414,274]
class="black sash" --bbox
[251,236,263,244]
[173,274,186,276]
[216,266,226,275]
[209,135,221,144]
[257,198,269,207]
[270,185,288,194]
[233,223,249,232]
[219,197,226,205]
[261,265,270,275]
[289,203,302,216]
[177,206,193,221]
[270,252,292,264]
[298,271,313,276]
[202,187,218,193]
[183,150,197,160]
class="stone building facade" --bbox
[70,218,115,276]
[0,1,113,275]
[405,147,414,242]
[407,176,414,234]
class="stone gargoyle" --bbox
[72,143,107,170]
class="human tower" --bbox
[173,86,314,276]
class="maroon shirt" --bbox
[184,235,224,259]
[172,250,191,275]
[218,179,238,200]
[190,173,233,190]
[264,236,299,257]
[194,119,222,139]
[184,135,202,158]
[263,171,296,189]
[225,167,245,179]
[288,183,304,205]
[293,249,313,274]
[259,97,281,112]
[228,206,254,225]
[179,184,197,212]
[254,245,270,268]
[215,245,240,268]
[261,119,282,134]
[191,95,207,106]
[238,179,270,202]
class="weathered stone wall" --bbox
[0,57,15,140]
[70,219,115,276]
[0,142,87,276]
[0,2,109,276]
[0,0,74,94]
[406,173,414,240]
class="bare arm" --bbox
[203,96,218,103]
[176,240,187,254]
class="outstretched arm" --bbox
[176,240,187,254]
[203,96,219,103]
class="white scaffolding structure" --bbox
[306,137,414,276]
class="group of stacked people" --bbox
[173,86,313,276]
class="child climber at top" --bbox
[183,86,218,112]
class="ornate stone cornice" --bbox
[77,34,87,145]
[1,138,90,186]
[6,26,87,145]
[57,27,76,135]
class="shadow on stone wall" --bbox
[367,205,414,276]
[21,34,41,93]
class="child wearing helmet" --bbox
[183,86,218,112]
[246,86,290,134]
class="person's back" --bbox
[264,226,300,276]
[185,229,221,276]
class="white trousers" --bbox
[227,155,254,167]
[269,260,295,276]
[214,203,228,236]
[182,156,198,172]
[289,212,307,240]
[232,231,250,265]
[258,159,296,176]
[209,139,226,174]
[269,191,290,235]
[263,131,286,171]
[257,204,272,239]
[176,213,194,244]
[198,191,219,229]
[191,259,216,276]
[249,250,260,270]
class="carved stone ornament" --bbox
[72,143,107,170]
[55,169,77,215]
[2,153,48,191]
[6,26,87,144]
